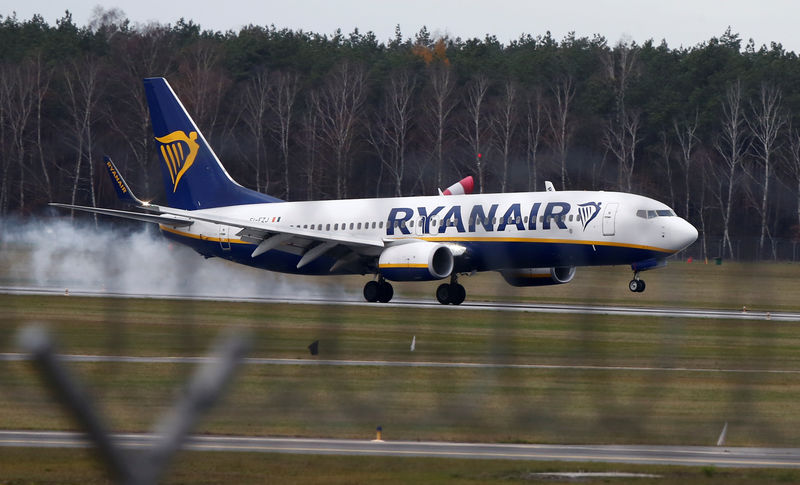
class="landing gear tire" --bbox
[377,281,394,303]
[436,283,451,305]
[436,283,466,305]
[363,281,380,302]
[451,283,466,305]
[628,279,646,293]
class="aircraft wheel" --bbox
[377,281,394,303]
[436,283,451,305]
[636,279,646,293]
[450,283,466,305]
[628,279,640,292]
[363,280,380,302]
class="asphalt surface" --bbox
[4,285,800,468]
[2,431,800,468]
[2,285,797,321]
[2,352,799,375]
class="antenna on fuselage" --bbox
[545,181,556,192]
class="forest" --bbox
[2,9,800,260]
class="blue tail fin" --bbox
[144,77,282,210]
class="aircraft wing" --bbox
[52,156,384,271]
[155,205,384,250]
[49,203,194,227]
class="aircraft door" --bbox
[602,203,618,236]
[414,216,428,236]
[219,225,231,251]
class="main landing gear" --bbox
[628,272,646,293]
[436,275,466,305]
[363,278,394,303]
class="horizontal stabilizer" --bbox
[49,203,193,227]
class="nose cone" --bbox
[674,218,698,251]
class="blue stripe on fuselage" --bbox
[161,228,669,276]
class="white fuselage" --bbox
[159,190,698,276]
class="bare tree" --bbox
[0,67,9,214]
[602,41,641,192]
[491,79,518,192]
[657,130,675,208]
[786,122,800,230]
[603,110,642,192]
[459,74,490,193]
[5,62,35,213]
[746,83,786,257]
[269,71,300,200]
[175,39,229,141]
[367,69,416,197]
[106,22,175,196]
[313,62,367,199]
[63,57,103,221]
[301,96,320,199]
[712,80,749,258]
[673,113,699,219]
[525,87,544,191]
[425,62,456,190]
[240,69,272,193]
[546,75,575,190]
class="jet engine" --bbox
[500,266,576,287]
[378,241,454,281]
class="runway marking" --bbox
[2,431,800,467]
[2,285,799,321]
[2,352,799,375]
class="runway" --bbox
[2,285,798,321]
[2,352,799,375]
[1,430,800,468]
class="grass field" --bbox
[3,258,800,482]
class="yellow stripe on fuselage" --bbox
[159,225,675,254]
[378,263,429,269]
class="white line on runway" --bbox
[2,352,798,374]
[2,285,798,321]
[2,431,800,467]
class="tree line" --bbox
[3,10,800,259]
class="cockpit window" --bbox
[636,209,676,219]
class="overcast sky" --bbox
[4,0,800,52]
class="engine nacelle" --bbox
[500,266,576,287]
[379,241,454,281]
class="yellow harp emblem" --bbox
[156,130,200,192]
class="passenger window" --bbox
[569,215,573,221]
[409,220,414,228]
[357,222,362,230]
[350,223,354,230]
[379,221,384,228]
[303,224,308,229]
[539,216,544,223]
[326,224,330,230]
[524,216,528,224]
[372,222,376,229]
[334,223,338,230]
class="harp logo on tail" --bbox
[156,130,200,192]
[578,202,602,231]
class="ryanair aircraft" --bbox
[53,78,698,305]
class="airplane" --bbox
[52,77,698,305]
